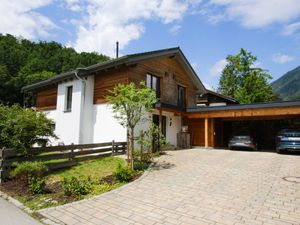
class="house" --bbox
[22,47,300,150]
[22,47,234,147]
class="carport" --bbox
[184,101,300,150]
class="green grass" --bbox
[14,156,127,210]
[48,156,124,182]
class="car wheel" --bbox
[276,149,282,154]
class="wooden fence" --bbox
[0,141,127,182]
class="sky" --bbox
[0,0,300,90]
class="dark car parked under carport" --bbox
[228,134,258,151]
[276,129,300,153]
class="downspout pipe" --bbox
[74,68,87,144]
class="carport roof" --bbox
[187,100,300,113]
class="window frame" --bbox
[146,73,160,99]
[64,85,73,112]
[177,85,186,108]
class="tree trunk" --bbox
[140,131,144,162]
[129,127,134,170]
[126,129,130,165]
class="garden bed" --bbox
[0,156,145,210]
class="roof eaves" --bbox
[125,47,180,65]
[22,57,129,92]
[206,89,238,103]
[21,70,75,92]
[187,100,300,113]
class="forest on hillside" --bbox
[272,65,300,101]
[0,34,110,105]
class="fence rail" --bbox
[0,141,127,182]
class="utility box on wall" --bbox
[177,131,191,149]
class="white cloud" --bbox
[71,0,190,56]
[272,53,294,64]
[0,0,56,39]
[169,24,182,35]
[209,59,227,77]
[282,21,300,35]
[206,0,300,28]
[61,0,85,12]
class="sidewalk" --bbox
[0,197,41,225]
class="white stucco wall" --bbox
[81,76,94,144]
[134,110,182,147]
[43,109,56,121]
[41,80,182,147]
[55,79,82,144]
[93,103,127,143]
[42,109,58,145]
[164,111,181,146]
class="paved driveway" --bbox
[39,149,300,225]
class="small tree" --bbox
[218,48,273,104]
[0,104,57,153]
[138,122,167,155]
[106,82,157,169]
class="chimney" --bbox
[116,41,119,58]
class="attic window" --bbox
[64,86,73,112]
[146,74,160,98]
[178,85,186,108]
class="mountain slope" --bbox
[272,66,300,100]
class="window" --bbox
[65,86,73,112]
[178,85,186,108]
[146,74,160,98]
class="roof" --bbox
[205,89,238,103]
[22,47,206,93]
[187,100,300,113]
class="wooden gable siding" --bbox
[128,57,198,108]
[93,66,129,104]
[36,86,57,110]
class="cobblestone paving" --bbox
[38,149,300,225]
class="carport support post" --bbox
[205,117,209,148]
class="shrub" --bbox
[10,161,48,180]
[133,150,152,163]
[28,176,46,194]
[0,104,57,153]
[61,176,92,196]
[133,160,150,171]
[113,163,133,182]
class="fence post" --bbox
[112,140,115,155]
[122,143,126,154]
[0,147,3,183]
[70,143,74,161]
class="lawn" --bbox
[0,156,129,210]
